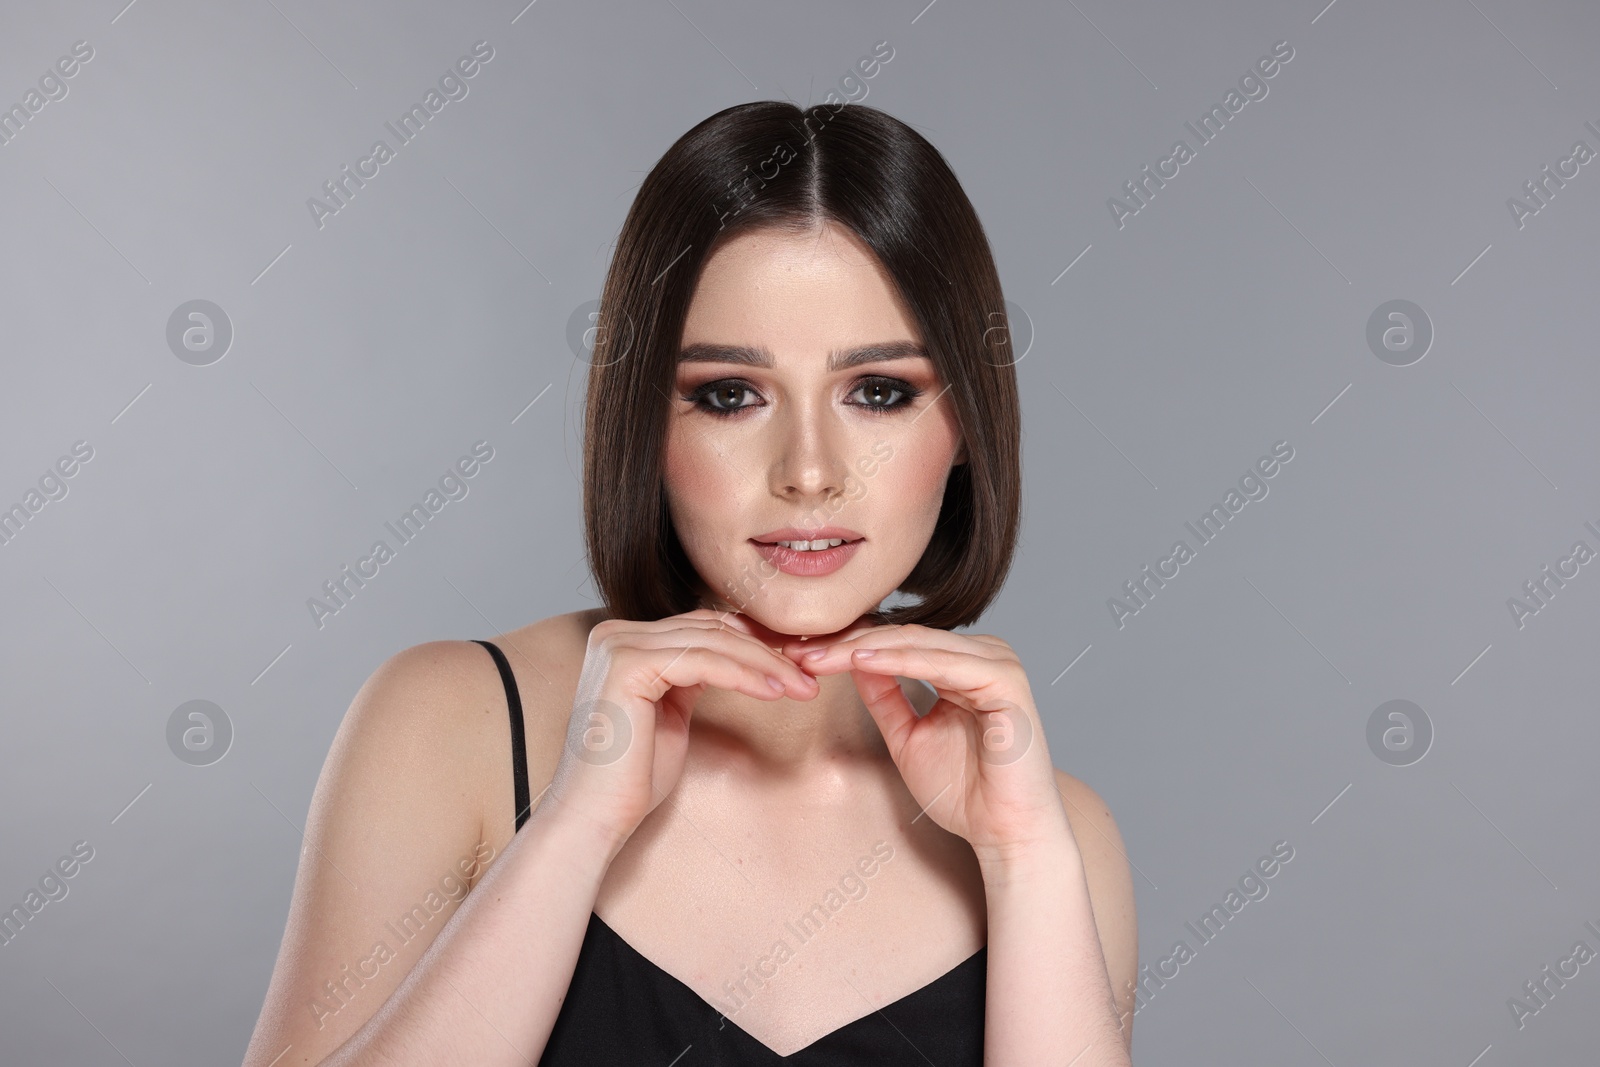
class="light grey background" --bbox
[2,0,1596,1063]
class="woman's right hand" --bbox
[541,608,819,851]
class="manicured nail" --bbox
[803,648,827,661]
[853,649,876,659]
[767,675,786,693]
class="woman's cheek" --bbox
[898,433,958,505]
[665,430,737,538]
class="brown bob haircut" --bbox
[582,100,1020,631]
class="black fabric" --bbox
[543,911,986,1064]
[474,637,987,1064]
[473,638,530,829]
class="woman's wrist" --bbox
[527,788,633,876]
[972,818,1083,889]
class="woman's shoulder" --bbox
[481,607,609,725]
[349,607,602,736]
[488,607,608,675]
[394,607,606,713]
[331,609,606,867]
[466,608,609,847]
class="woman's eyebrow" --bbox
[676,340,929,371]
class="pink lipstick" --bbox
[749,527,864,577]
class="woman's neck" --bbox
[679,586,893,778]
[684,671,889,779]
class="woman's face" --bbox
[665,219,967,638]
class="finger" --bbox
[702,611,877,675]
[849,667,920,758]
[611,612,797,664]
[777,613,890,660]
[614,628,818,697]
[668,609,800,653]
[669,616,819,679]
[642,607,770,637]
[795,624,1010,673]
[611,644,798,704]
[709,610,795,648]
[815,644,1022,705]
[637,627,819,694]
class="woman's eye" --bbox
[849,377,922,412]
[685,380,759,415]
[682,376,924,417]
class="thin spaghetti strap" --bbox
[472,639,531,832]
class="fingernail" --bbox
[803,648,826,661]
[853,649,876,659]
[767,675,786,693]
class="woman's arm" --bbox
[1055,770,1139,1049]
[318,790,621,1065]
[239,640,624,1067]
[976,772,1137,1066]
[245,611,813,1066]
[778,625,1139,1066]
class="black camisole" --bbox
[471,638,988,1064]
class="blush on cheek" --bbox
[663,428,742,558]
[893,431,962,520]
[664,429,729,503]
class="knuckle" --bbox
[975,633,1017,656]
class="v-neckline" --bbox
[588,910,986,1059]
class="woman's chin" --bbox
[738,606,881,643]
[692,585,883,641]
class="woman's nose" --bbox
[766,400,851,500]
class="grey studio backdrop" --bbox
[1,0,1596,1063]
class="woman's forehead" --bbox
[683,229,918,354]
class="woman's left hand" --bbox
[781,622,1072,862]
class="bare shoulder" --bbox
[489,607,606,685]
[1054,768,1138,1048]
[471,608,608,851]
[240,637,526,1065]
[481,607,606,730]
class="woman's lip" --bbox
[750,538,862,577]
[751,527,864,543]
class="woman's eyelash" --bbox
[680,377,924,417]
[852,377,924,412]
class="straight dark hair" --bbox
[582,100,1020,630]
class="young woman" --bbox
[243,101,1137,1066]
